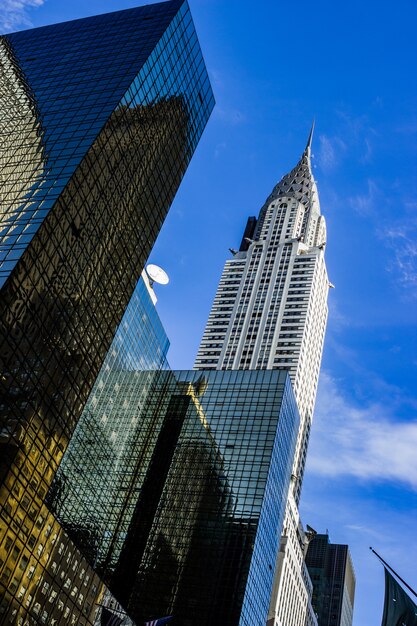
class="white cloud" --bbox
[346,174,417,291]
[0,0,44,32]
[335,109,377,163]
[209,68,224,89]
[395,121,417,135]
[306,372,417,490]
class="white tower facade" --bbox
[194,127,329,626]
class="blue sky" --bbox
[2,0,417,624]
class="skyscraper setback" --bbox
[195,126,331,625]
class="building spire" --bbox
[262,123,318,213]
[305,119,315,153]
[253,123,321,239]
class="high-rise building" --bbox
[123,368,299,626]
[195,127,330,626]
[54,361,300,626]
[0,1,213,623]
[267,489,318,626]
[195,127,329,498]
[305,534,356,626]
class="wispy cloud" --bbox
[348,178,380,216]
[317,134,347,172]
[307,372,417,490]
[314,111,377,178]
[209,68,224,89]
[327,297,352,331]
[335,109,377,165]
[214,106,246,126]
[0,0,44,32]
[382,222,417,292]
[214,141,227,158]
[344,524,386,540]
[395,121,417,135]
[345,172,417,292]
[360,137,373,164]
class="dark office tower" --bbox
[105,368,299,626]
[0,2,213,624]
[305,534,356,626]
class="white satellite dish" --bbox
[146,264,169,286]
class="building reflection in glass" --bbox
[0,40,45,239]
[52,367,299,626]
[49,273,171,574]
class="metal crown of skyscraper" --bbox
[260,122,318,214]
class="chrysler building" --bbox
[195,125,329,501]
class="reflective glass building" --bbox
[52,365,299,626]
[0,1,213,623]
[49,273,171,578]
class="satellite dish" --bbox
[146,264,169,286]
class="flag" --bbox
[101,607,124,626]
[145,616,173,626]
[381,567,417,626]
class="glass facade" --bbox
[101,274,170,373]
[305,534,356,626]
[52,364,299,625]
[49,274,171,577]
[124,369,299,626]
[0,1,213,623]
